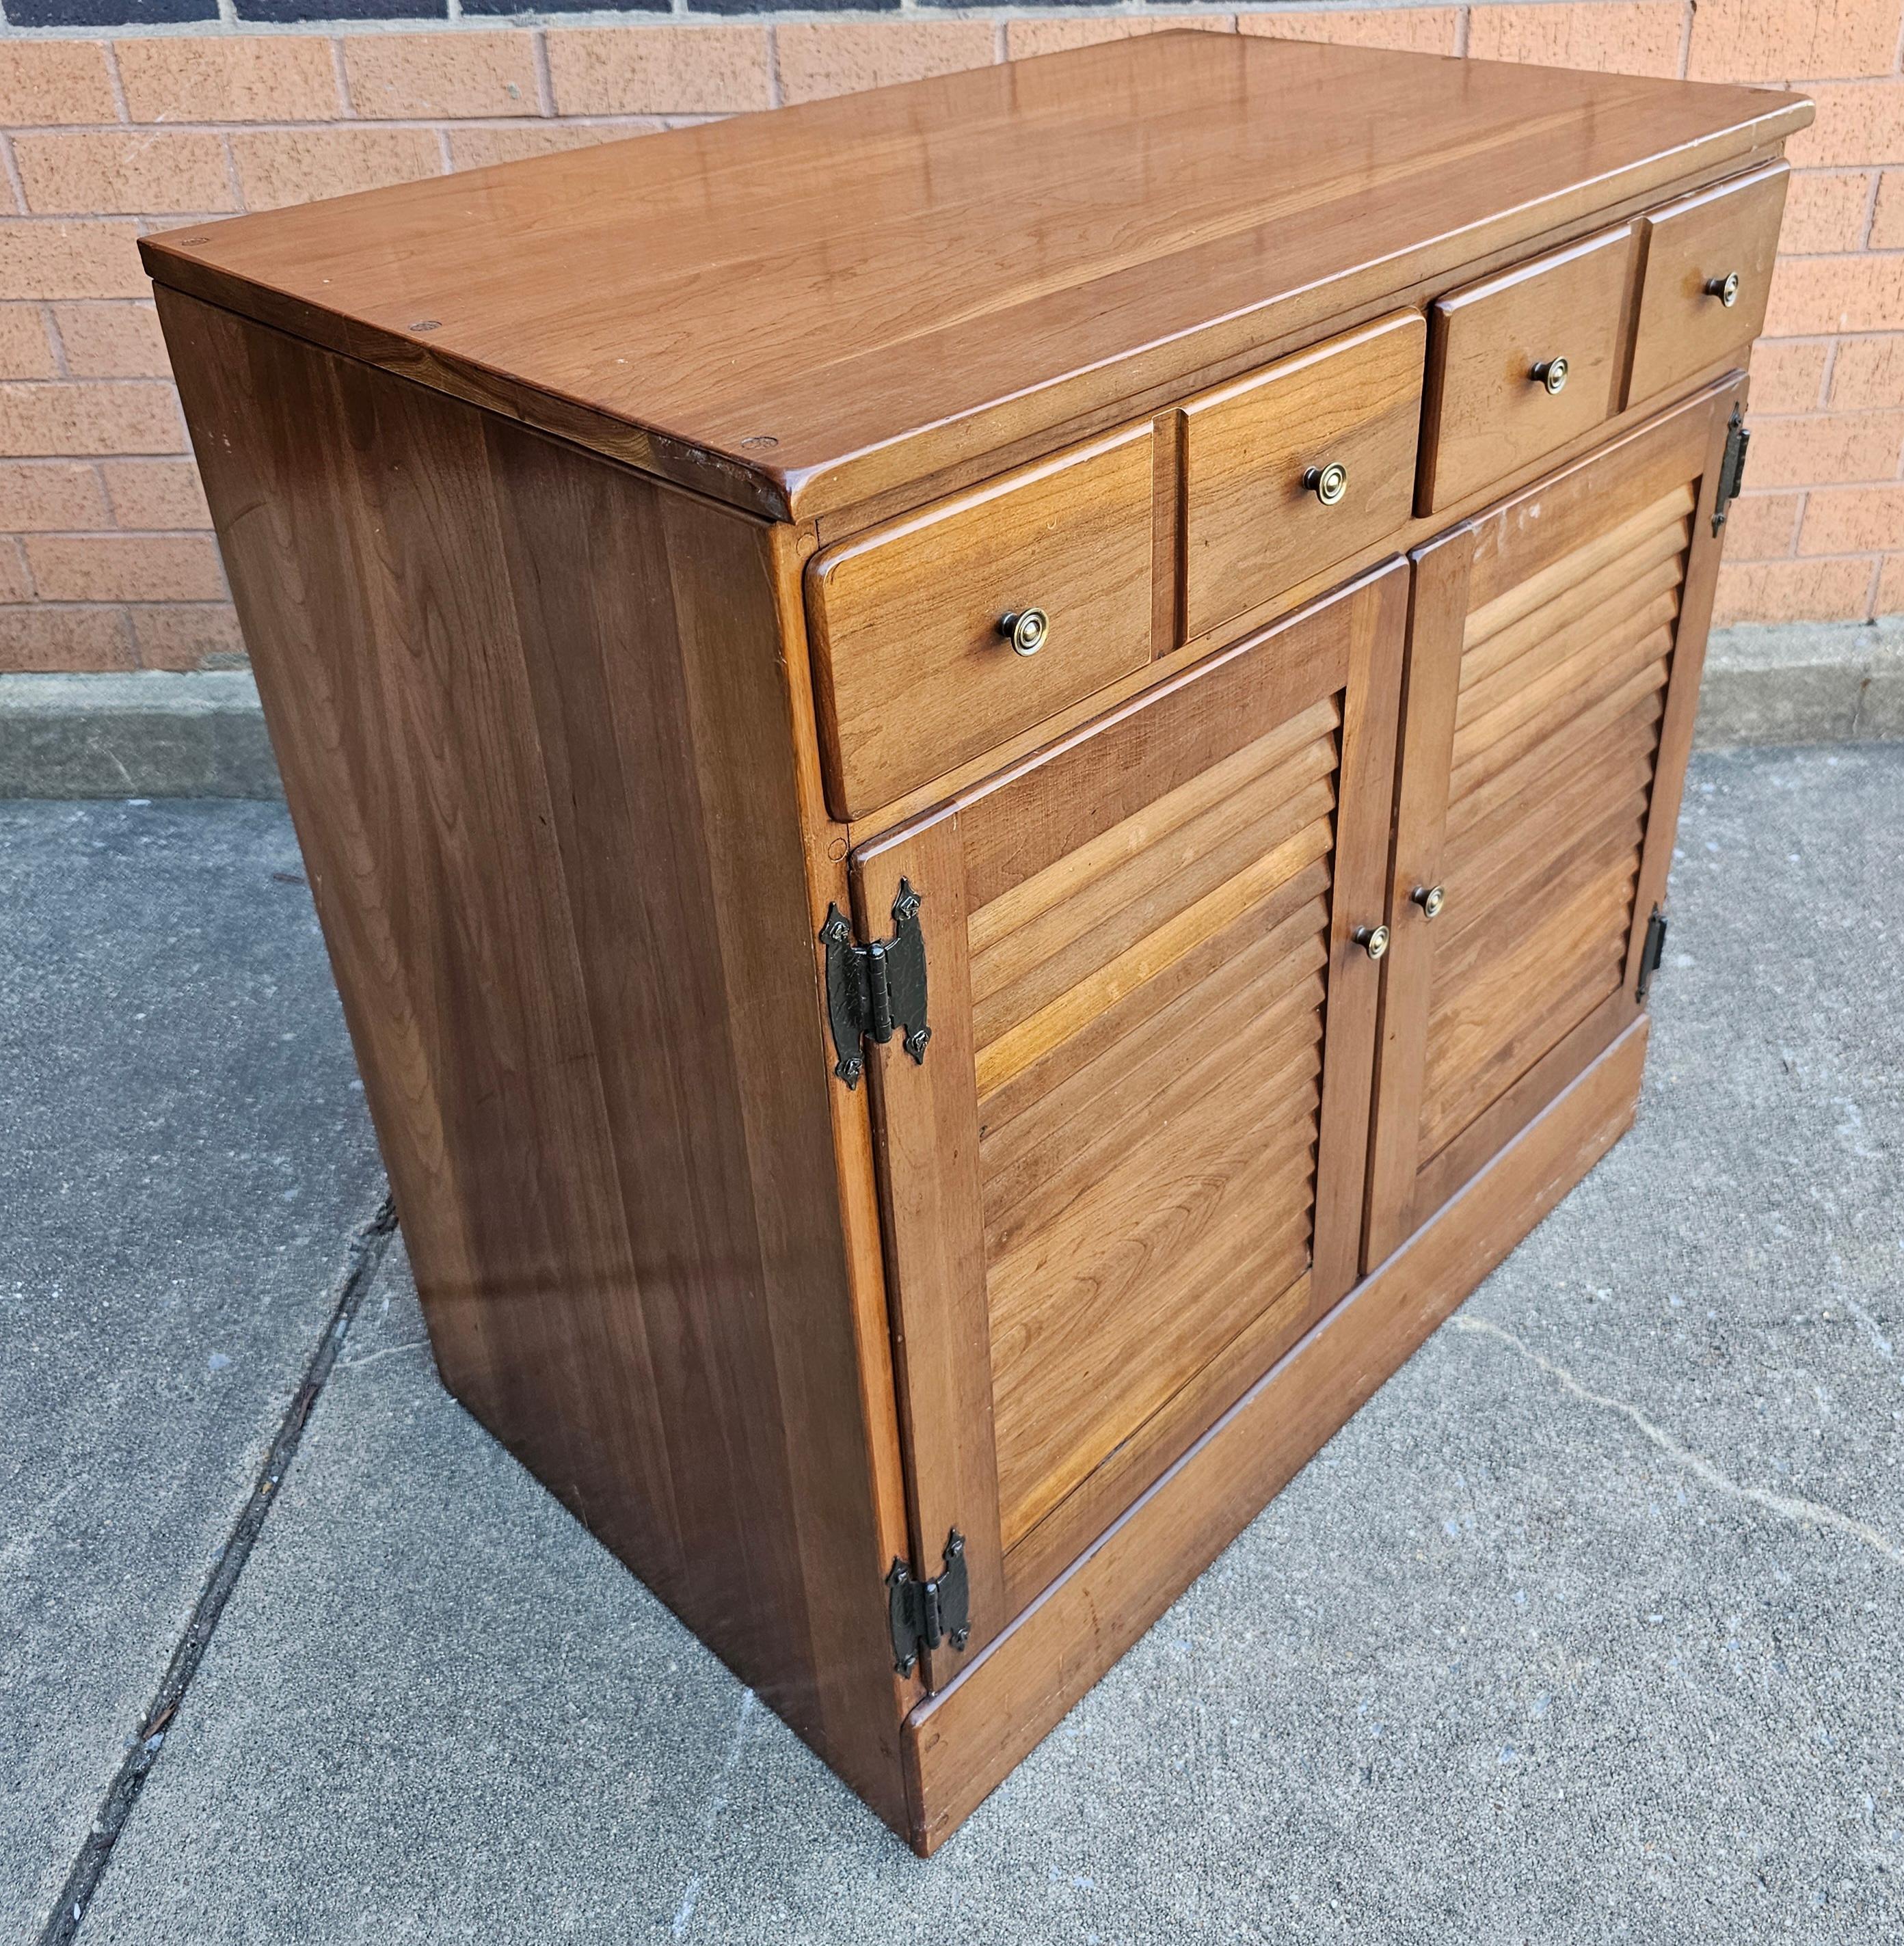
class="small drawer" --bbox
[1626,164,1788,407]
[1179,310,1425,644]
[1417,224,1638,516]
[808,425,1155,820]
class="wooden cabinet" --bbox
[144,32,1808,1856]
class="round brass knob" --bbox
[1532,357,1570,396]
[997,608,1049,658]
[1305,461,1350,506]
[1411,884,1446,920]
[1353,923,1391,961]
[1706,270,1741,309]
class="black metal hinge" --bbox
[1712,407,1751,535]
[1637,906,1669,1003]
[887,1530,969,1676]
[820,879,930,1090]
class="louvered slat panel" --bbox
[971,707,1339,1554]
[1420,481,1687,1167]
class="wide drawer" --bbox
[1417,224,1637,515]
[1626,164,1788,407]
[1179,310,1425,643]
[807,426,1156,820]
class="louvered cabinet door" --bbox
[853,561,1405,1681]
[1364,377,1743,1267]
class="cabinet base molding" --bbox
[900,1014,1648,1855]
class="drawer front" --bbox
[1627,164,1788,406]
[1417,224,1638,515]
[1179,311,1425,643]
[850,563,1406,1675]
[808,426,1155,820]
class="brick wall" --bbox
[0,4,1899,674]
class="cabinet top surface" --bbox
[144,33,1806,522]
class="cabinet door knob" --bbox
[1411,883,1446,919]
[1352,923,1390,961]
[1705,270,1741,308]
[1304,461,1350,506]
[997,608,1049,657]
[1531,356,1570,396]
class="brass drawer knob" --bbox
[1304,461,1350,506]
[997,608,1049,657]
[1531,356,1570,396]
[1352,923,1390,961]
[1411,883,1446,919]
[1706,270,1741,308]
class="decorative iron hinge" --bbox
[1712,408,1751,535]
[887,1530,969,1676]
[820,879,930,1090]
[1637,905,1669,1003]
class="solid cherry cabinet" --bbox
[145,33,1807,1854]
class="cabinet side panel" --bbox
[158,289,909,1828]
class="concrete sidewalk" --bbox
[5,748,1902,1943]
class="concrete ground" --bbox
[4,746,1901,1944]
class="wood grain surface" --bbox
[1627,165,1788,407]
[903,1014,1652,1854]
[140,34,1808,519]
[809,424,1155,820]
[1179,310,1424,643]
[159,288,917,1834]
[855,564,1404,1655]
[1418,222,1639,513]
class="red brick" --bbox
[1687,0,1901,82]
[1765,254,1904,335]
[1798,483,1904,552]
[1010,19,1235,58]
[100,457,209,530]
[1785,81,1904,170]
[0,305,56,379]
[345,33,539,121]
[0,539,29,603]
[1747,408,1904,485]
[0,42,117,126]
[1239,9,1462,54]
[230,129,442,214]
[25,532,225,602]
[14,133,236,218]
[1749,338,1831,411]
[0,381,184,458]
[1877,551,1904,612]
[1465,3,1687,78]
[1779,171,1876,253]
[1713,554,1877,623]
[0,459,108,530]
[777,23,997,107]
[1873,170,1904,248]
[1828,334,1904,408]
[50,303,171,380]
[0,603,135,673]
[132,602,244,670]
[115,35,342,124]
[1719,491,1803,558]
[0,222,146,301]
[546,27,770,116]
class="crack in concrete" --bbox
[1451,1313,1904,1569]
[38,1192,400,1946]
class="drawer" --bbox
[1179,311,1425,643]
[1417,224,1638,515]
[1626,164,1788,407]
[807,425,1155,820]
